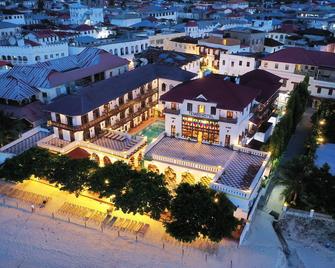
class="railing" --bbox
[219,117,238,124]
[38,133,147,159]
[111,100,158,130]
[163,108,180,115]
[49,88,158,131]
[150,154,220,173]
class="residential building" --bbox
[69,3,103,25]
[0,48,129,104]
[260,47,335,107]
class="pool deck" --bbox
[128,116,164,135]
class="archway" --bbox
[91,153,100,164]
[200,176,212,187]
[181,172,195,185]
[164,166,177,188]
[103,156,111,166]
[148,164,159,174]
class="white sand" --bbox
[0,180,286,268]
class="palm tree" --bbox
[0,111,24,147]
[277,156,311,205]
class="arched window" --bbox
[91,153,100,163]
[23,56,28,62]
[114,48,118,55]
[103,156,111,166]
[35,56,40,62]
[120,47,124,55]
[161,83,166,92]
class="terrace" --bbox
[145,136,269,195]
[38,130,147,160]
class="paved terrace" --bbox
[145,137,266,190]
[38,131,147,159]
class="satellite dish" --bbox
[8,36,17,46]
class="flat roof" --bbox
[145,137,266,190]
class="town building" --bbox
[69,3,103,26]
[0,48,129,104]
[37,64,196,167]
[260,47,335,107]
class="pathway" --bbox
[260,107,314,214]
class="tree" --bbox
[115,170,171,220]
[277,156,311,205]
[0,147,53,182]
[51,157,98,197]
[165,183,238,243]
[0,111,24,147]
[89,163,171,220]
[88,161,133,198]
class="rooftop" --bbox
[160,74,260,112]
[46,64,196,116]
[262,47,335,68]
[145,137,266,190]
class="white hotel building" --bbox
[260,47,335,107]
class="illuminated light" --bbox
[105,179,109,184]
[317,137,324,143]
[284,202,289,207]
[319,119,326,125]
[282,111,286,115]
[214,198,219,203]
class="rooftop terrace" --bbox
[145,136,268,191]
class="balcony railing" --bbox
[49,88,158,131]
[163,108,180,115]
[219,117,238,124]
[111,100,158,130]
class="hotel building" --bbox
[38,64,196,165]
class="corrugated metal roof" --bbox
[0,48,129,102]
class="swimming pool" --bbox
[137,120,165,144]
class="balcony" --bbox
[49,88,158,131]
[219,117,238,124]
[111,100,158,130]
[163,108,180,115]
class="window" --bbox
[198,105,205,114]
[222,60,225,65]
[264,62,268,68]
[239,60,242,66]
[328,89,332,96]
[285,64,289,70]
[231,61,234,67]
[187,103,193,112]
[246,62,250,67]
[227,111,233,118]
[210,107,216,115]
[275,63,279,69]
[282,79,287,87]
[162,83,166,92]
[317,87,321,94]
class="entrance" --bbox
[197,131,202,143]
[224,135,231,147]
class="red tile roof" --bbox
[160,74,260,112]
[0,60,12,67]
[240,70,282,104]
[67,147,90,159]
[263,47,335,68]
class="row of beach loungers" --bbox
[57,202,149,235]
[57,202,110,224]
[102,215,150,236]
[0,184,51,206]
